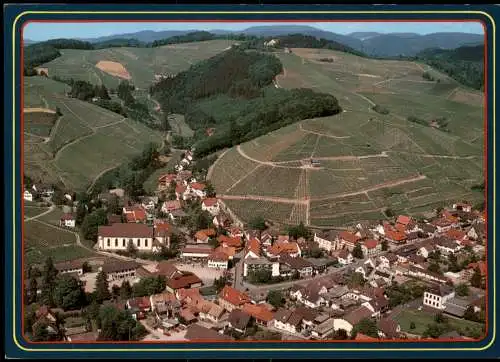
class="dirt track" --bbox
[95,60,131,80]
[24,107,56,114]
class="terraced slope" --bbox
[211,48,484,228]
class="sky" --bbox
[23,21,484,41]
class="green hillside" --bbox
[38,39,235,88]
[24,76,164,191]
[210,48,484,228]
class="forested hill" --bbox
[414,44,484,90]
[150,48,342,158]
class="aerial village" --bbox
[24,149,487,342]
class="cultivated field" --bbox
[40,40,236,88]
[24,220,94,265]
[210,49,484,228]
[24,76,163,191]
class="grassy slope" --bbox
[24,76,163,191]
[210,48,484,227]
[40,40,235,88]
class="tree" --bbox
[51,189,66,205]
[423,323,447,338]
[447,253,460,272]
[351,318,378,338]
[348,272,366,288]
[98,305,146,341]
[98,84,111,100]
[333,329,348,340]
[248,269,272,284]
[470,266,483,288]
[53,274,86,310]
[167,181,177,201]
[94,271,111,303]
[55,106,62,116]
[352,244,364,259]
[309,246,323,258]
[434,313,447,324]
[410,321,416,330]
[381,240,388,251]
[455,283,470,296]
[40,257,58,307]
[428,262,441,274]
[81,208,108,241]
[75,203,87,226]
[385,208,395,218]
[287,221,311,240]
[267,290,285,308]
[132,276,167,297]
[120,280,133,300]
[213,276,229,293]
[249,216,267,231]
[188,209,212,232]
[27,276,38,304]
[127,240,138,256]
[31,322,51,341]
[107,195,121,215]
[112,285,121,300]
[204,181,216,198]
[82,262,92,274]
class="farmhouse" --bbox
[267,241,301,258]
[423,284,455,309]
[243,257,280,277]
[99,260,141,282]
[24,190,33,202]
[97,223,168,252]
[219,286,251,312]
[201,198,220,215]
[181,244,213,259]
[188,182,207,198]
[54,260,84,276]
[362,239,381,256]
[314,230,341,253]
[161,200,182,214]
[59,213,76,228]
[338,231,360,251]
[122,205,147,223]
[242,303,274,327]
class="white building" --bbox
[423,285,455,309]
[97,223,168,252]
[59,214,76,228]
[314,231,341,253]
[24,190,33,202]
[201,198,220,216]
[337,250,353,265]
[208,251,229,270]
[243,257,280,277]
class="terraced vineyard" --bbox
[210,48,484,228]
[24,76,163,191]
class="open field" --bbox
[394,308,484,338]
[24,76,163,191]
[211,48,484,228]
[24,220,94,265]
[40,40,236,88]
[168,114,194,138]
[24,111,58,138]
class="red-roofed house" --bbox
[242,303,274,327]
[465,261,487,280]
[384,228,407,244]
[161,200,182,214]
[215,246,236,260]
[175,184,188,200]
[201,198,220,215]
[219,286,251,312]
[59,213,75,228]
[445,229,468,243]
[339,231,361,251]
[229,227,244,239]
[158,174,177,191]
[123,206,147,223]
[188,182,207,198]
[397,215,412,226]
[217,235,243,249]
[266,241,301,258]
[208,251,229,269]
[165,272,203,293]
[362,239,381,256]
[194,228,216,244]
[245,238,261,259]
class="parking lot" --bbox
[176,262,225,286]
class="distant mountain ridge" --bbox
[27,25,484,57]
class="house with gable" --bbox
[337,249,353,266]
[218,286,251,312]
[314,230,341,253]
[338,231,361,251]
[362,239,381,256]
[201,198,220,216]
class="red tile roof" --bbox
[176,184,187,194]
[363,239,379,249]
[154,222,171,234]
[124,206,147,223]
[385,229,407,242]
[215,246,236,258]
[190,182,206,191]
[202,198,218,207]
[98,223,153,238]
[219,286,251,307]
[355,333,378,341]
[445,228,467,241]
[246,238,261,256]
[396,215,412,226]
[395,223,407,234]
[60,213,74,221]
[208,251,229,262]
[242,303,274,322]
[158,174,177,184]
[267,241,299,256]
[339,231,360,244]
[217,235,243,248]
[166,272,202,290]
[195,230,210,241]
[163,200,182,212]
